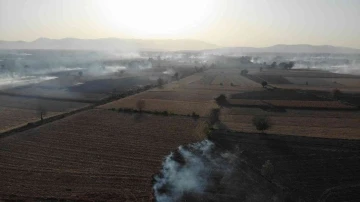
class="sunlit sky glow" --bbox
[1,0,360,48]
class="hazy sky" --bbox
[1,0,360,48]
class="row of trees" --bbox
[268,61,295,70]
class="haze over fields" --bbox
[1,0,360,201]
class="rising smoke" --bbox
[153,140,279,202]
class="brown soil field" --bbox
[0,107,59,132]
[321,78,360,88]
[0,109,206,201]
[223,107,360,118]
[4,86,106,102]
[230,89,324,101]
[98,98,218,117]
[227,99,268,107]
[228,75,260,88]
[285,77,342,87]
[115,90,219,102]
[258,69,360,78]
[272,84,360,92]
[221,114,360,128]
[222,122,360,139]
[0,95,89,112]
[254,75,292,84]
[264,100,355,109]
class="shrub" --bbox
[252,115,271,132]
[219,82,223,86]
[191,112,200,119]
[261,81,268,88]
[157,77,164,88]
[332,88,342,100]
[215,94,227,105]
[230,82,234,86]
[261,160,274,180]
[136,99,146,112]
[209,108,220,125]
[240,69,248,75]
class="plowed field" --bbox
[0,109,206,201]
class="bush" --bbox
[252,115,271,132]
[209,108,220,125]
[261,160,274,180]
[219,82,223,86]
[261,81,268,88]
[332,88,342,100]
[136,99,146,112]
[230,82,234,86]
[240,69,248,75]
[215,94,227,105]
[157,77,164,88]
[191,112,200,119]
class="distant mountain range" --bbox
[0,38,218,51]
[210,44,360,54]
[0,38,359,54]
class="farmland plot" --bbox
[4,86,106,102]
[264,100,355,109]
[222,121,360,139]
[0,107,59,132]
[99,98,218,117]
[285,77,342,87]
[0,110,205,201]
[322,78,360,88]
[0,95,88,112]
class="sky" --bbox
[0,0,360,48]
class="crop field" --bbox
[285,77,342,87]
[68,76,152,94]
[0,107,59,132]
[191,74,217,85]
[230,89,324,101]
[210,132,360,201]
[321,78,360,88]
[4,86,106,102]
[120,90,220,102]
[220,107,360,139]
[227,99,268,107]
[223,107,360,118]
[253,74,292,84]
[258,69,360,78]
[264,100,355,109]
[0,95,88,112]
[0,109,206,201]
[98,98,218,117]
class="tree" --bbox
[157,77,164,88]
[78,71,83,77]
[208,108,220,125]
[332,88,342,100]
[261,81,268,88]
[252,115,271,133]
[240,69,248,75]
[215,94,227,106]
[173,72,179,81]
[136,99,146,112]
[270,62,277,69]
[37,105,47,122]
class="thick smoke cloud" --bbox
[153,140,278,202]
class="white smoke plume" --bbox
[153,140,281,202]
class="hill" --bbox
[208,44,360,54]
[0,38,219,51]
